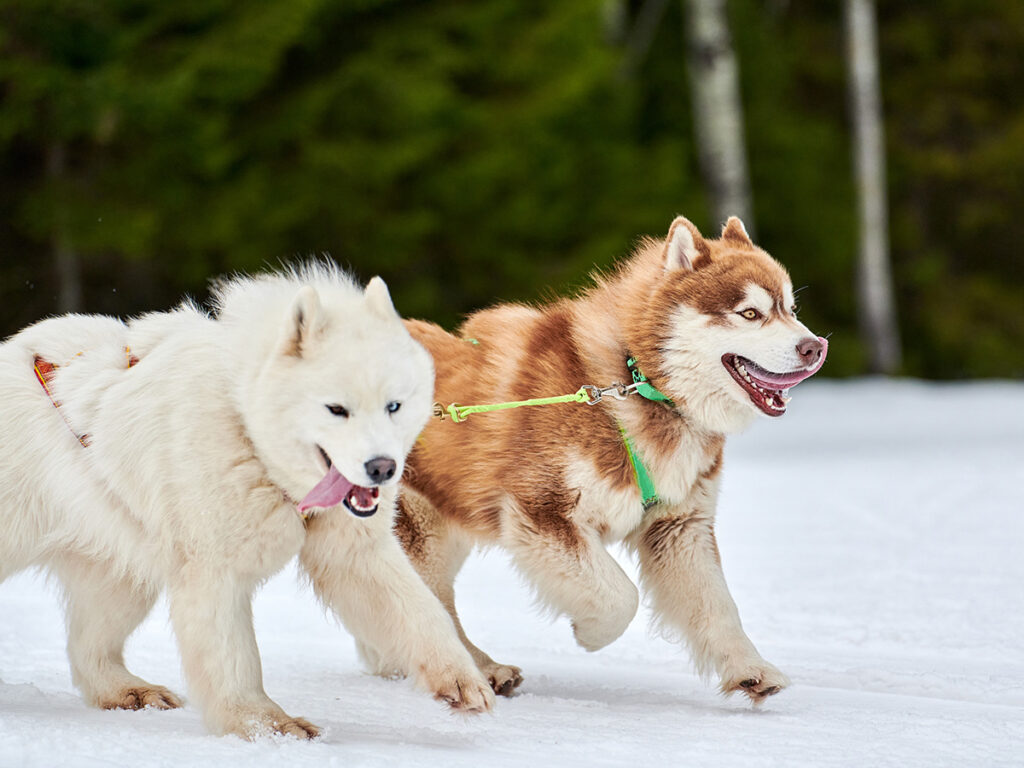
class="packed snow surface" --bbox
[1,379,1021,766]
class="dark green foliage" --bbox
[1,0,1021,377]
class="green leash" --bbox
[435,388,591,423]
[433,355,669,508]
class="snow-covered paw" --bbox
[482,662,523,697]
[270,716,320,740]
[721,661,790,703]
[97,684,183,711]
[427,665,495,714]
[234,712,321,741]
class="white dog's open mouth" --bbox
[296,447,380,517]
[722,347,826,417]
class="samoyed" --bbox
[0,264,494,738]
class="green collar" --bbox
[626,355,673,404]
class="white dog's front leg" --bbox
[168,564,318,739]
[635,504,789,703]
[300,510,495,714]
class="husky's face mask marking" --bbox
[651,216,827,430]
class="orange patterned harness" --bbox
[33,347,139,448]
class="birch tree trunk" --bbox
[682,0,753,230]
[46,142,84,314]
[844,0,901,373]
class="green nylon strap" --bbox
[619,423,660,509]
[443,388,590,423]
[626,356,673,403]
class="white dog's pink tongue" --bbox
[298,466,354,514]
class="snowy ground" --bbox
[1,379,1022,767]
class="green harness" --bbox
[621,356,673,509]
[434,354,671,510]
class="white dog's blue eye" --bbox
[387,401,401,414]
[326,404,349,418]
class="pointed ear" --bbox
[279,285,322,357]
[721,216,754,248]
[663,216,711,272]
[364,276,399,321]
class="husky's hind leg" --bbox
[395,489,523,696]
[502,499,639,653]
[54,553,182,710]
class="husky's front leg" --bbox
[634,499,789,703]
[168,564,318,739]
[300,509,495,714]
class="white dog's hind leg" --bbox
[396,490,523,696]
[168,563,318,739]
[301,511,495,714]
[54,554,182,710]
[635,508,790,703]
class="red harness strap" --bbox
[33,347,139,448]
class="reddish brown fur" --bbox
[402,221,789,552]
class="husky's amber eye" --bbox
[738,308,762,321]
[325,404,349,418]
[386,401,401,414]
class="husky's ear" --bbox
[364,276,400,321]
[663,216,711,272]
[721,216,754,248]
[279,285,322,357]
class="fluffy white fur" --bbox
[0,265,493,738]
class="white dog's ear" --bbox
[721,216,754,248]
[279,285,322,357]
[364,276,399,321]
[663,216,710,272]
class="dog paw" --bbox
[482,663,523,697]
[98,684,183,711]
[270,716,320,740]
[234,712,321,741]
[571,615,628,652]
[428,667,495,714]
[720,661,790,704]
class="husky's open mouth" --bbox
[722,349,825,417]
[297,447,380,517]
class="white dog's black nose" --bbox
[365,456,397,484]
[796,337,824,367]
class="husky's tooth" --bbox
[781,395,792,404]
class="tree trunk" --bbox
[46,142,83,314]
[682,0,754,231]
[844,0,901,373]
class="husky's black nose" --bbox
[796,337,824,367]
[365,456,397,484]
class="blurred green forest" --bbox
[1,0,1022,378]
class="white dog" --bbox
[0,265,494,738]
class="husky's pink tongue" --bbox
[748,336,829,388]
[298,465,354,514]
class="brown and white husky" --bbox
[390,216,827,703]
